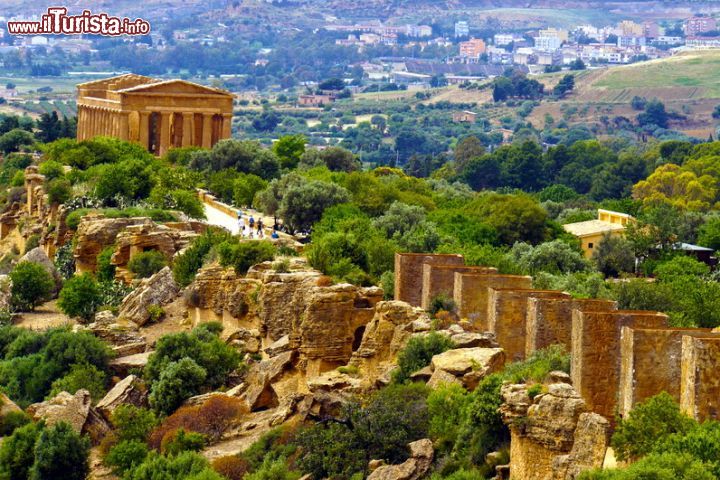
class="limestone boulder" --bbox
[367,439,434,480]
[225,328,261,354]
[27,390,110,444]
[20,247,56,277]
[264,334,290,357]
[110,351,153,377]
[449,331,499,349]
[241,351,295,411]
[96,375,148,419]
[431,347,505,377]
[307,371,362,393]
[118,267,179,326]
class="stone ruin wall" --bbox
[395,252,720,427]
[420,263,496,311]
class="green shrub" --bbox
[503,344,570,384]
[298,383,429,478]
[128,250,167,279]
[148,357,207,416]
[48,362,107,401]
[0,421,42,480]
[147,305,165,323]
[9,261,54,312]
[24,234,40,254]
[579,452,714,480]
[111,405,158,443]
[124,451,224,480]
[105,440,149,474]
[145,324,240,395]
[47,178,72,205]
[430,293,456,314]
[218,240,276,274]
[0,410,31,436]
[611,392,696,462]
[272,259,290,273]
[427,383,472,454]
[96,246,116,283]
[29,421,90,480]
[245,457,300,480]
[160,428,206,456]
[57,273,102,322]
[393,332,455,384]
[173,229,232,287]
[54,242,75,279]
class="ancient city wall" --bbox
[571,310,668,422]
[681,336,720,421]
[487,288,571,362]
[619,327,719,417]
[420,264,496,310]
[391,252,720,425]
[394,253,464,307]
[453,273,533,330]
[526,297,618,357]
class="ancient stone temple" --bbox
[76,74,234,156]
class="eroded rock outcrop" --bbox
[73,215,149,273]
[500,376,609,480]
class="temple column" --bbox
[77,106,85,140]
[201,113,213,148]
[159,112,171,156]
[182,112,194,147]
[88,108,95,138]
[222,113,232,140]
[139,112,150,149]
[99,109,106,136]
[118,112,129,141]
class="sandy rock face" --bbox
[431,347,505,377]
[500,380,609,480]
[27,390,111,444]
[118,267,178,326]
[73,215,149,273]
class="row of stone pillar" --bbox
[78,106,232,156]
[77,105,127,142]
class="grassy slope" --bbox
[591,50,720,98]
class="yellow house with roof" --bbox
[563,209,634,259]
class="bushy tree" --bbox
[124,451,223,480]
[217,240,276,274]
[149,357,207,415]
[272,135,306,170]
[46,178,72,205]
[511,240,589,275]
[233,173,267,207]
[611,392,696,462]
[128,250,167,278]
[48,362,107,400]
[57,273,102,321]
[29,421,90,480]
[278,179,350,232]
[105,440,150,475]
[592,234,635,277]
[0,421,42,480]
[393,333,455,384]
[9,262,54,312]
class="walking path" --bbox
[200,192,291,241]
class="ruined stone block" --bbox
[487,289,570,362]
[453,273,532,330]
[420,264,496,311]
[571,310,668,422]
[619,327,718,418]
[681,335,720,421]
[526,298,617,357]
[394,253,463,307]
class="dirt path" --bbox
[13,299,74,330]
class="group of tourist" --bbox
[237,211,279,239]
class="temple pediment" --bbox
[77,73,156,91]
[118,79,234,97]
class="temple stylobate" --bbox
[76,74,234,156]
